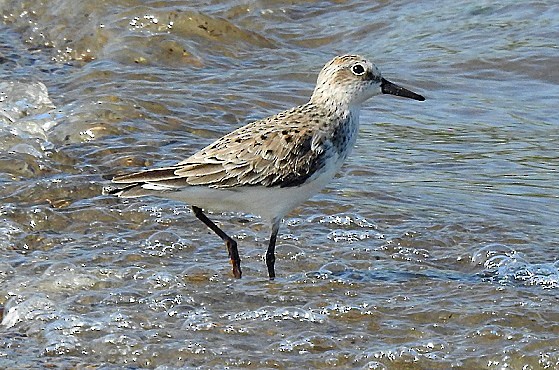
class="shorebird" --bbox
[104,54,424,279]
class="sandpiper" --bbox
[104,55,424,279]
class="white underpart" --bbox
[138,151,343,223]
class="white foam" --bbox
[0,81,57,141]
[2,294,56,328]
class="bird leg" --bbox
[266,220,280,280]
[191,206,242,278]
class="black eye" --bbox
[351,64,366,75]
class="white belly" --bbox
[159,157,342,222]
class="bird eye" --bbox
[351,64,366,76]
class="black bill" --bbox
[381,78,425,101]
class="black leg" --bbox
[192,206,242,278]
[266,221,280,280]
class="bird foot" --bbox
[230,259,242,279]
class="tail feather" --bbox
[102,183,144,197]
[112,167,180,183]
[103,180,182,197]
[103,166,186,198]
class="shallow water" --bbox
[1,0,558,368]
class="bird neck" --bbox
[309,93,359,121]
[308,98,360,127]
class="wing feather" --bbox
[112,103,334,190]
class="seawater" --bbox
[0,0,558,368]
